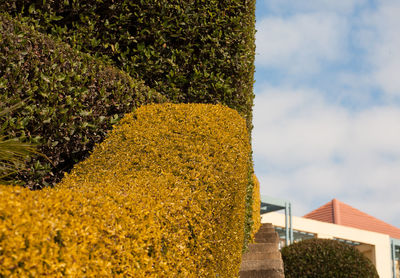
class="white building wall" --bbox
[262,212,392,278]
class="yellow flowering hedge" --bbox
[250,175,261,240]
[0,103,251,277]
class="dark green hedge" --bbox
[281,239,379,278]
[1,0,256,129]
[0,13,167,188]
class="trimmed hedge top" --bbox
[2,0,256,128]
[0,13,167,188]
[281,238,379,278]
[0,103,251,277]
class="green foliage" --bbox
[1,0,257,256]
[0,103,251,277]
[1,0,256,129]
[281,238,379,278]
[0,13,167,188]
[0,102,38,181]
[0,137,36,180]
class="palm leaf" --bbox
[0,99,41,181]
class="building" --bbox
[261,197,400,278]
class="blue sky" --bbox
[253,0,400,227]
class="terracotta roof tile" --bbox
[304,201,334,223]
[304,199,400,239]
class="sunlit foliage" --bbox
[0,104,251,277]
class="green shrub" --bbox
[0,103,38,182]
[281,238,379,278]
[0,13,167,188]
[1,0,256,129]
[0,103,251,277]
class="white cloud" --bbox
[357,1,400,96]
[256,13,348,74]
[254,86,400,225]
[254,86,349,167]
[350,107,400,155]
[259,0,364,14]
[253,0,400,227]
[256,0,400,99]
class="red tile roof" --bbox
[304,199,400,239]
